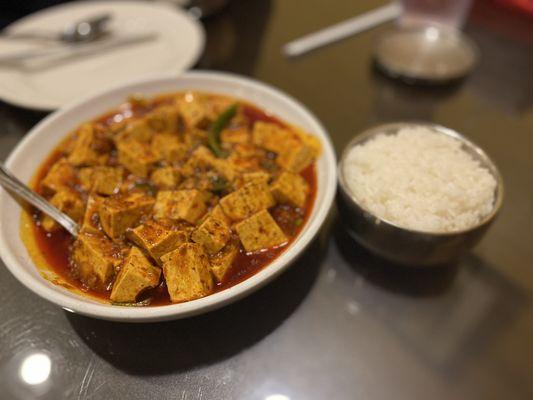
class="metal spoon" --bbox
[2,13,111,44]
[0,163,79,237]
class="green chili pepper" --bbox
[111,298,151,307]
[208,103,238,158]
[210,175,229,194]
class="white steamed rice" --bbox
[343,127,497,233]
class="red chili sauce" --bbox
[29,97,317,306]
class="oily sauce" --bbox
[29,96,318,306]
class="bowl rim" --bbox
[0,71,337,322]
[338,121,504,237]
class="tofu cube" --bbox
[183,146,237,182]
[79,166,123,195]
[68,123,104,166]
[41,189,84,232]
[146,105,180,134]
[150,167,181,190]
[219,181,275,221]
[210,240,239,282]
[72,232,120,288]
[270,171,310,208]
[178,176,213,192]
[176,94,209,128]
[127,220,189,264]
[233,143,264,158]
[276,142,315,173]
[151,134,187,163]
[252,121,296,154]
[99,193,155,239]
[242,171,270,186]
[235,210,287,252]
[221,126,250,144]
[154,190,207,224]
[191,214,231,254]
[161,243,214,303]
[213,159,237,184]
[294,127,322,158]
[110,246,161,303]
[40,158,76,194]
[81,195,103,234]
[209,204,230,225]
[117,139,158,178]
[252,122,316,172]
[115,118,154,143]
[227,145,264,172]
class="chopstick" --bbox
[282,2,402,57]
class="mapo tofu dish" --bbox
[25,92,320,306]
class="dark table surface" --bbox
[1,1,532,399]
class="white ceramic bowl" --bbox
[0,71,337,322]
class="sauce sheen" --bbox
[28,95,318,306]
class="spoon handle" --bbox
[0,163,79,237]
[0,32,158,63]
[0,31,60,41]
[283,2,402,57]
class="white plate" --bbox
[0,1,205,111]
[0,71,337,322]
